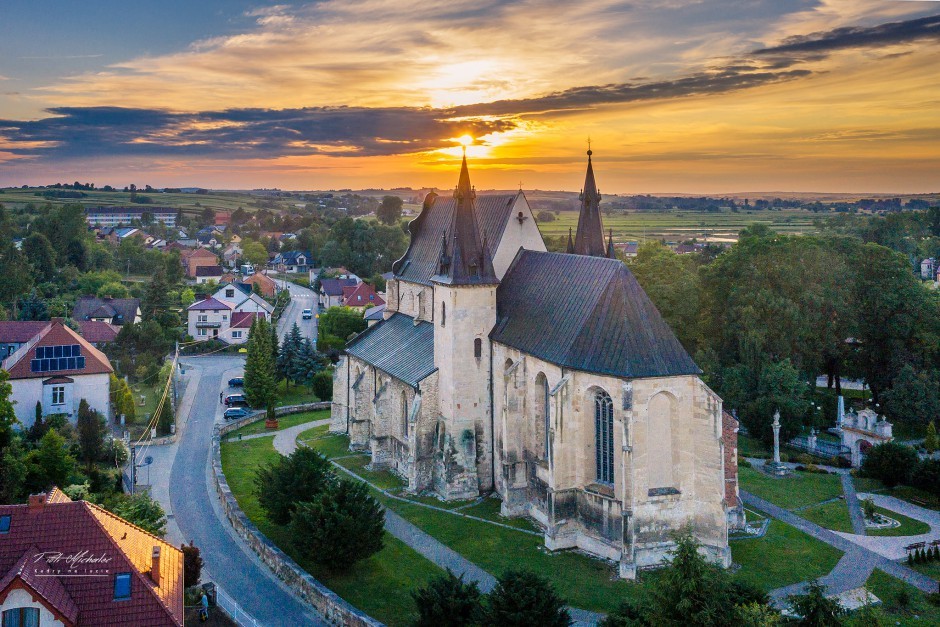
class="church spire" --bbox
[566,227,575,254]
[434,147,497,285]
[606,229,615,259]
[573,147,607,257]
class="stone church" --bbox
[331,150,735,577]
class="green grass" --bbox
[738,466,844,510]
[275,379,319,407]
[219,436,444,626]
[302,429,355,459]
[737,435,771,458]
[853,476,887,494]
[911,561,940,582]
[863,570,940,626]
[892,486,940,511]
[224,409,329,438]
[868,506,932,537]
[731,519,843,591]
[799,500,854,533]
[334,455,407,491]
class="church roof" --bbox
[393,157,521,286]
[491,250,700,379]
[345,312,436,387]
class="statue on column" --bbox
[766,409,790,476]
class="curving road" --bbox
[274,278,318,343]
[168,354,326,625]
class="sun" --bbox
[458,134,474,147]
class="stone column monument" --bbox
[767,409,790,476]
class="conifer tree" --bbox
[925,421,938,454]
[244,317,277,419]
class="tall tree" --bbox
[76,399,106,470]
[27,429,75,491]
[376,195,403,225]
[244,317,278,418]
[22,233,57,283]
[482,570,571,627]
[17,290,49,321]
[629,242,701,352]
[411,571,483,627]
[277,323,303,386]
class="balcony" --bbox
[195,321,222,329]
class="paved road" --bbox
[742,490,938,601]
[840,474,867,536]
[168,355,326,625]
[275,278,318,343]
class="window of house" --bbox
[198,315,208,323]
[0,515,10,533]
[225,289,234,297]
[114,573,132,600]
[474,338,482,359]
[222,314,228,320]
[594,390,614,485]
[52,386,65,406]
[2,607,40,627]
[198,329,207,337]
[232,331,242,339]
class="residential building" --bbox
[341,282,385,310]
[319,278,359,309]
[332,151,732,579]
[77,320,120,347]
[84,206,176,228]
[73,297,141,326]
[194,265,224,284]
[186,297,231,342]
[920,257,935,280]
[186,285,273,344]
[241,273,277,298]
[274,250,312,274]
[180,248,219,278]
[1,320,113,426]
[0,488,184,626]
[0,322,49,359]
[363,304,386,327]
[615,241,639,257]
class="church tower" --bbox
[573,148,607,257]
[431,149,498,499]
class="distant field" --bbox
[534,208,818,244]
[0,188,294,214]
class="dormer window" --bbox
[114,572,132,600]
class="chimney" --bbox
[151,546,161,587]
[28,493,47,512]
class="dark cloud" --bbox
[0,106,516,160]
[755,14,940,56]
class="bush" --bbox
[535,211,556,223]
[912,459,940,499]
[312,368,334,401]
[290,479,385,571]
[181,542,203,588]
[860,442,920,488]
[787,580,844,626]
[411,570,483,627]
[482,570,570,627]
[254,447,335,525]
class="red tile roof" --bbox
[0,491,183,626]
[342,282,385,307]
[78,320,120,344]
[2,321,113,380]
[0,321,51,344]
[231,311,263,329]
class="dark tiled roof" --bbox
[280,250,310,263]
[231,311,262,328]
[0,547,80,624]
[392,192,518,286]
[345,312,436,387]
[78,320,120,343]
[195,265,224,277]
[573,152,607,257]
[364,304,386,321]
[0,321,51,343]
[491,250,700,379]
[73,297,139,324]
[187,297,232,311]
[321,278,358,296]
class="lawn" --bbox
[799,500,853,533]
[869,506,931,537]
[301,427,354,459]
[730,519,843,591]
[911,561,940,582]
[738,466,844,510]
[219,436,444,626]
[863,570,940,626]
[224,409,329,438]
[275,379,319,407]
[737,435,770,458]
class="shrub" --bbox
[312,368,334,401]
[255,447,335,525]
[411,570,483,627]
[912,459,940,499]
[787,580,844,626]
[181,542,203,588]
[290,479,385,571]
[859,442,920,488]
[482,569,571,627]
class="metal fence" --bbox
[215,584,263,627]
[788,436,850,460]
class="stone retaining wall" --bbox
[211,402,381,627]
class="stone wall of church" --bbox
[491,342,729,578]
[387,279,434,322]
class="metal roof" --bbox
[345,312,436,387]
[491,250,701,379]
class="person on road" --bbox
[219,392,223,404]
[199,592,209,621]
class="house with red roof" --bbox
[341,282,385,311]
[76,321,120,347]
[0,488,184,626]
[186,287,272,345]
[0,321,113,427]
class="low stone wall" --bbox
[211,404,381,626]
[219,401,331,437]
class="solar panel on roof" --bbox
[28,345,87,373]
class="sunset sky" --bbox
[1,1,939,193]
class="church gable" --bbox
[490,249,700,379]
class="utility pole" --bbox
[130,444,137,494]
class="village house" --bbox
[194,266,225,284]
[319,278,359,309]
[186,283,273,344]
[1,320,113,426]
[72,296,141,326]
[180,248,219,278]
[341,282,385,310]
[274,250,312,274]
[0,488,184,626]
[332,151,733,578]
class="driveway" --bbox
[168,354,326,625]
[275,278,318,344]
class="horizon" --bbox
[2,1,940,193]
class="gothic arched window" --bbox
[474,338,482,359]
[401,391,409,438]
[594,389,614,485]
[441,301,446,327]
[535,373,550,458]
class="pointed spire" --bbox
[454,146,474,202]
[607,229,615,259]
[573,147,606,257]
[566,227,575,254]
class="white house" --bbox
[210,284,274,318]
[187,287,273,344]
[1,321,114,426]
[186,297,232,342]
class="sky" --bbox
[1,0,939,193]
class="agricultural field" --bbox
[533,208,819,244]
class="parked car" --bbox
[224,407,251,420]
[302,308,313,320]
[224,394,249,407]
[228,377,244,387]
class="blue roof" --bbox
[345,313,436,387]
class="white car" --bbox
[302,308,313,320]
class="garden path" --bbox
[833,493,940,560]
